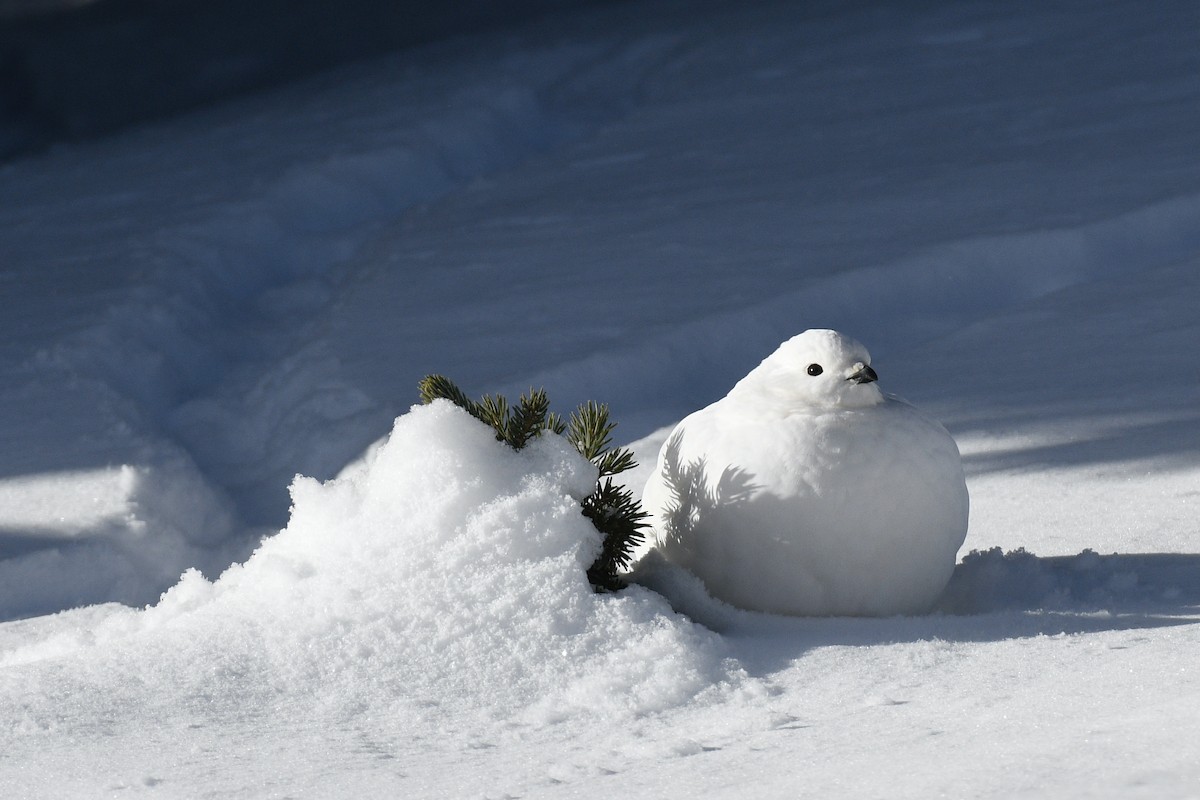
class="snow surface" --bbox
[3,0,1200,795]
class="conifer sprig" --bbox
[418,375,647,592]
[418,374,475,414]
[505,388,551,450]
[583,478,650,591]
[564,400,639,478]
[567,401,614,461]
[595,447,637,478]
[418,376,552,450]
[544,411,568,436]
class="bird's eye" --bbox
[806,363,823,376]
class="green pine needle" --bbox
[567,401,614,461]
[582,478,649,591]
[476,394,509,441]
[418,374,477,415]
[595,447,637,478]
[507,388,551,450]
[418,375,648,592]
[545,411,567,436]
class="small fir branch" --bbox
[418,375,648,592]
[594,446,637,478]
[567,401,614,461]
[476,394,510,441]
[507,388,551,450]
[418,374,478,417]
[545,411,567,436]
[583,478,649,591]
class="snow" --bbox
[3,0,1200,795]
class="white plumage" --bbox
[641,329,968,616]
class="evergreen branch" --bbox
[595,447,637,478]
[476,394,510,442]
[545,411,567,436]
[416,375,649,593]
[567,401,614,461]
[582,478,650,591]
[418,374,477,416]
[506,388,551,450]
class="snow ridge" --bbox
[0,31,673,619]
[504,193,1200,433]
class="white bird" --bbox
[641,329,968,617]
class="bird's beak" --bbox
[847,363,878,384]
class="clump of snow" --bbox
[1,401,738,748]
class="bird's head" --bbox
[733,329,884,412]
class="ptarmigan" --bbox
[640,329,968,616]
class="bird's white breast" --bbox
[642,397,968,616]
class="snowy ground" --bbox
[2,0,1200,796]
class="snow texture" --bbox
[2,0,1200,796]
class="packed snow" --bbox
[2,0,1200,796]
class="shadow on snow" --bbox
[635,548,1200,678]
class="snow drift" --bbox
[3,0,1200,794]
[1,401,737,750]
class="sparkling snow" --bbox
[2,0,1199,796]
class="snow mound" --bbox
[2,401,736,740]
[0,453,239,621]
[936,547,1200,615]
